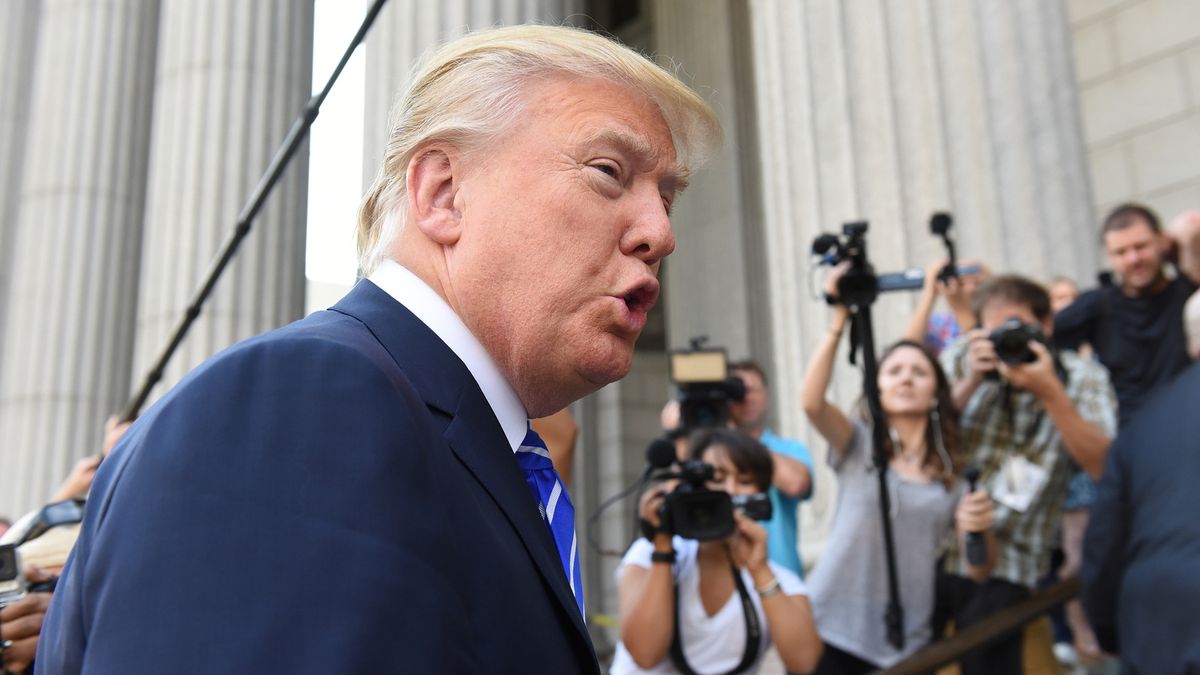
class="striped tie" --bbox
[515,425,584,618]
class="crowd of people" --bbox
[605,202,1200,675]
[2,21,1199,675]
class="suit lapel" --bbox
[330,281,595,657]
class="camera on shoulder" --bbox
[643,341,772,542]
[669,337,746,433]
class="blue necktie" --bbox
[515,425,584,618]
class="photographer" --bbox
[800,264,995,673]
[611,429,821,675]
[941,275,1116,675]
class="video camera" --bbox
[668,337,746,433]
[646,457,772,541]
[813,213,963,305]
[631,341,770,542]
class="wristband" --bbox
[756,577,782,598]
[651,550,676,564]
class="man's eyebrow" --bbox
[584,128,689,193]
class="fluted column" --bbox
[654,0,766,362]
[0,0,160,517]
[131,1,314,404]
[362,0,582,188]
[743,0,1096,564]
[0,0,42,388]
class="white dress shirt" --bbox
[368,259,527,452]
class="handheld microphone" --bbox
[964,466,987,567]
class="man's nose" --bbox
[620,190,675,266]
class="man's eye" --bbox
[593,163,619,179]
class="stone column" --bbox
[743,0,1096,565]
[0,0,160,516]
[131,0,314,403]
[362,0,582,188]
[654,0,768,363]
[0,0,41,386]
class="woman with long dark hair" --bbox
[800,268,996,673]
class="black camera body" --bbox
[656,461,773,542]
[659,461,735,541]
[0,543,27,607]
[988,318,1048,365]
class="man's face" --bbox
[1104,220,1166,294]
[449,77,680,416]
[729,369,768,430]
[979,299,1051,336]
[1049,281,1078,315]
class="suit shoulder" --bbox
[173,310,413,404]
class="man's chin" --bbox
[579,344,635,387]
[1129,271,1164,294]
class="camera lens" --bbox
[995,333,1028,362]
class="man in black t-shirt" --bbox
[1055,205,1200,428]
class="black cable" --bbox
[586,472,652,558]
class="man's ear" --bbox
[406,146,462,245]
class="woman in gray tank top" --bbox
[799,289,997,673]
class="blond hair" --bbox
[356,24,722,275]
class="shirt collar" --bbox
[368,259,527,452]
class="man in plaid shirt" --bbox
[939,275,1117,675]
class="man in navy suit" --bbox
[34,24,719,674]
[1082,362,1200,673]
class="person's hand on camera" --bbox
[944,258,988,317]
[728,512,769,574]
[963,330,999,383]
[955,488,995,534]
[997,340,1061,400]
[0,567,54,674]
[823,260,853,303]
[922,258,953,296]
[638,484,675,550]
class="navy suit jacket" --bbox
[1082,362,1200,674]
[36,281,600,674]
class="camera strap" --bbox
[669,563,762,675]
